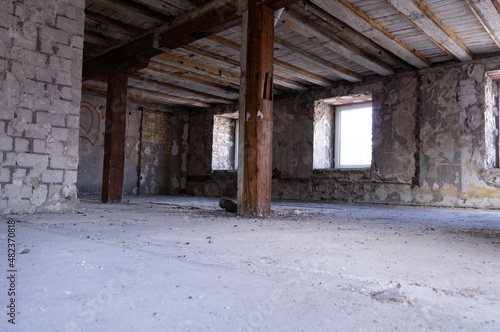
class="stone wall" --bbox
[0,0,85,213]
[187,56,500,209]
[212,115,237,171]
[77,93,141,194]
[77,92,189,196]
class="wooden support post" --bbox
[102,70,128,203]
[237,1,275,217]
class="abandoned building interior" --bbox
[1,0,500,331]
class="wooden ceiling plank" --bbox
[384,0,473,61]
[303,1,412,70]
[97,0,172,23]
[280,9,394,76]
[209,34,361,82]
[85,9,146,34]
[145,63,240,93]
[129,73,235,104]
[150,59,240,88]
[465,0,500,49]
[309,0,431,68]
[84,30,124,45]
[128,85,211,108]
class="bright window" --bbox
[335,103,372,169]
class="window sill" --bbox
[313,168,371,182]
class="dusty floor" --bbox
[1,195,499,332]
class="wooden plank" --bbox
[85,9,146,34]
[147,62,239,93]
[97,0,172,22]
[303,1,412,70]
[128,85,211,108]
[203,35,334,86]
[102,70,128,203]
[274,37,362,82]
[129,73,235,104]
[465,0,500,49]
[280,9,394,76]
[84,30,123,45]
[238,2,275,217]
[384,0,473,61]
[310,0,431,68]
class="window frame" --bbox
[334,102,373,170]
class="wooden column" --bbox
[102,70,128,203]
[237,1,275,217]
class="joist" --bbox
[201,35,334,86]
[129,74,235,104]
[384,0,473,61]
[84,9,146,35]
[465,0,500,49]
[209,34,361,82]
[128,85,211,108]
[96,0,172,23]
[280,9,394,76]
[303,1,412,70]
[309,0,431,68]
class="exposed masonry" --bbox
[212,115,237,171]
[0,0,85,213]
[188,56,500,209]
[77,92,189,197]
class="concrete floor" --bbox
[1,195,499,331]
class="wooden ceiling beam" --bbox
[384,0,473,61]
[209,34,362,82]
[85,9,146,35]
[128,85,211,108]
[129,74,235,104]
[97,0,172,23]
[84,30,123,45]
[200,35,334,86]
[145,63,239,94]
[303,1,412,70]
[309,0,431,68]
[465,0,500,49]
[280,9,394,76]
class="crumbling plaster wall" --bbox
[187,56,500,209]
[212,116,236,171]
[77,92,189,196]
[187,107,238,198]
[0,0,85,213]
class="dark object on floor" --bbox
[219,197,237,213]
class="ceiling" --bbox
[82,0,500,110]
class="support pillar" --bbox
[237,1,275,217]
[102,70,128,203]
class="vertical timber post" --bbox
[237,1,275,217]
[102,69,128,203]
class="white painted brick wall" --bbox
[41,170,64,183]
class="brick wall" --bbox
[212,116,236,170]
[0,0,85,213]
[140,109,173,195]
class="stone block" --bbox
[41,170,64,183]
[64,170,77,183]
[0,168,10,182]
[3,153,16,166]
[71,35,83,50]
[35,68,54,83]
[67,115,79,129]
[50,155,66,169]
[33,139,46,153]
[34,97,51,112]
[52,127,69,141]
[17,153,49,168]
[0,109,15,120]
[56,44,73,60]
[14,138,30,152]
[0,136,13,151]
[4,183,32,198]
[37,112,65,127]
[25,124,50,139]
[39,26,70,46]
[12,168,26,180]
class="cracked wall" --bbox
[0,0,85,213]
[187,56,500,209]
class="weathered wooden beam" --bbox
[128,85,211,108]
[129,74,235,104]
[97,0,172,22]
[274,36,362,82]
[466,0,500,49]
[102,70,128,203]
[280,9,394,76]
[84,30,123,45]
[85,9,146,35]
[303,1,412,70]
[238,2,275,217]
[202,35,334,86]
[309,0,431,68]
[83,34,161,81]
[384,0,473,61]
